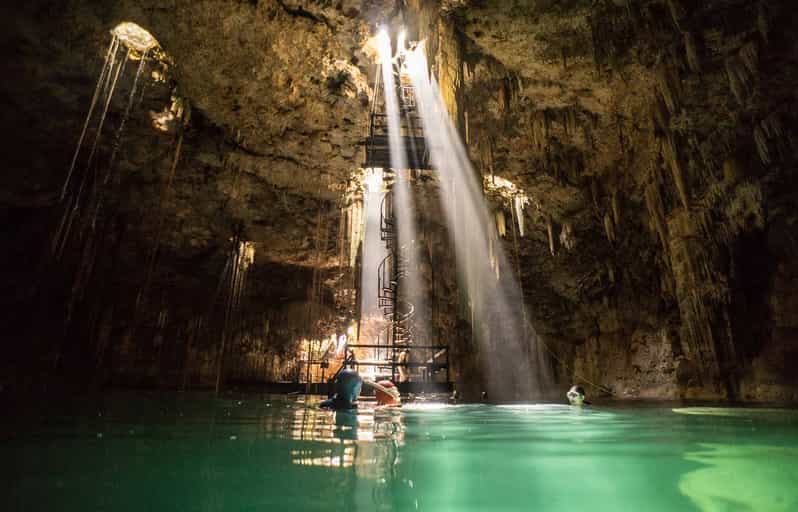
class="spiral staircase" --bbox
[342,59,450,388]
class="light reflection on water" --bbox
[680,443,798,512]
[287,403,404,473]
[2,395,798,512]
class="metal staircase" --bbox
[362,63,432,171]
[343,53,450,388]
[377,187,414,381]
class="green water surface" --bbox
[2,394,797,511]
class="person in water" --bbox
[397,349,410,383]
[320,368,362,410]
[566,385,590,406]
[370,379,401,407]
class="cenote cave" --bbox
[2,1,798,511]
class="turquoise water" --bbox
[2,394,798,511]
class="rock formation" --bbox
[1,0,796,401]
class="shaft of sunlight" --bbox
[378,29,427,343]
[406,44,552,398]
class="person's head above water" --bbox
[372,380,401,406]
[335,368,363,405]
[567,385,586,406]
[321,368,363,410]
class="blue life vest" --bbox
[321,369,362,409]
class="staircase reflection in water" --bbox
[285,401,404,477]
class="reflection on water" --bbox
[673,407,791,417]
[287,404,404,475]
[680,444,798,511]
[674,408,798,512]
[2,395,798,512]
[291,445,358,469]
[287,402,404,443]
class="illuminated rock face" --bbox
[423,0,798,401]
[111,22,159,53]
[1,0,797,401]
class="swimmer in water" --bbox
[366,379,401,407]
[397,349,410,383]
[320,368,362,410]
[566,385,590,406]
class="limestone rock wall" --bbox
[1,0,796,401]
[416,0,798,401]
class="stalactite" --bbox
[559,222,575,251]
[725,46,757,106]
[661,134,690,209]
[665,198,746,384]
[337,205,346,266]
[611,192,621,228]
[581,119,596,150]
[483,137,495,178]
[651,94,670,134]
[645,177,669,255]
[495,210,506,237]
[603,212,616,243]
[563,107,578,138]
[546,218,556,256]
[309,206,324,310]
[498,77,511,114]
[739,41,760,77]
[683,32,702,74]
[753,113,782,166]
[345,200,352,256]
[655,62,682,114]
[513,196,527,237]
[725,57,746,105]
[761,112,783,140]
[754,125,771,165]
[347,199,363,267]
[530,110,551,151]
[590,178,601,212]
[435,18,464,124]
[464,109,470,145]
[667,0,687,30]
